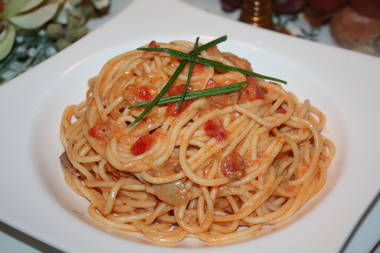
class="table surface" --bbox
[0,1,379,252]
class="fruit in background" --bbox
[303,6,334,26]
[303,0,347,26]
[307,0,347,13]
[349,0,380,19]
[330,6,380,55]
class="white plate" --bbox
[0,0,379,252]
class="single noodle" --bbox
[59,38,335,246]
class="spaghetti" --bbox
[60,38,335,246]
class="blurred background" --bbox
[0,0,379,84]
[0,1,379,252]
[221,0,380,56]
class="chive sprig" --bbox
[129,35,228,126]
[129,35,286,126]
[177,37,199,112]
[129,81,248,109]
[137,47,287,84]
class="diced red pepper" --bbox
[137,86,153,101]
[193,64,204,75]
[168,84,191,96]
[220,151,245,179]
[148,40,159,48]
[88,121,116,141]
[204,118,227,141]
[277,105,287,114]
[131,135,156,155]
[165,102,192,116]
[245,76,265,100]
[205,78,218,89]
[165,84,193,116]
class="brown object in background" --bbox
[303,4,335,26]
[239,0,274,29]
[349,0,380,19]
[273,0,306,14]
[220,0,243,12]
[330,6,380,55]
[303,0,347,26]
[307,0,347,13]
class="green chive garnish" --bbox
[177,37,200,112]
[129,35,287,126]
[129,35,228,126]
[129,61,187,126]
[129,81,248,109]
[137,47,287,84]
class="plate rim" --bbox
[0,0,379,252]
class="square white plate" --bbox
[0,0,379,252]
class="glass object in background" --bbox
[239,0,274,29]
